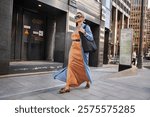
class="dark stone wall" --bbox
[46,17,56,62]
[103,29,110,64]
[54,13,66,63]
[0,0,13,75]
[11,7,23,61]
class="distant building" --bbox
[129,0,148,53]
[147,8,150,50]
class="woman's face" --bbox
[75,13,84,23]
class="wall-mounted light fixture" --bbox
[38,4,42,7]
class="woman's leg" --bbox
[133,58,136,65]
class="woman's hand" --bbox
[78,27,86,34]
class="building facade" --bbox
[129,0,148,53]
[147,8,150,50]
[101,0,112,64]
[0,0,104,75]
[111,0,131,57]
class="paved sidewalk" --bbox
[0,65,150,100]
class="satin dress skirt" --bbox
[54,41,92,87]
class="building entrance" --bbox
[22,11,46,60]
[11,0,67,63]
[85,20,100,67]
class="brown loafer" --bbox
[85,83,90,89]
[59,88,70,94]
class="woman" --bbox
[54,12,93,94]
[132,50,137,65]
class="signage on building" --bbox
[33,31,39,35]
[24,25,31,29]
[119,29,133,65]
[69,0,77,8]
[39,31,43,36]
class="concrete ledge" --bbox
[108,66,138,78]
[0,71,56,79]
[0,61,9,75]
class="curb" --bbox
[0,70,57,79]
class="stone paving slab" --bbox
[0,71,65,99]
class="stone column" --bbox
[103,29,110,64]
[98,20,105,66]
[46,19,56,61]
[127,17,129,28]
[122,14,125,29]
[112,8,118,57]
[63,0,77,67]
[0,0,13,74]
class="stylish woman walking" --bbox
[54,12,94,94]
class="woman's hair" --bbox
[76,12,85,26]
[76,12,85,18]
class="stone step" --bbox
[9,61,63,74]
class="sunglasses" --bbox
[74,15,83,19]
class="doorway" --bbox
[85,20,100,67]
[22,11,46,60]
[11,0,67,63]
[103,28,110,64]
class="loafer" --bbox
[85,83,90,89]
[59,88,70,94]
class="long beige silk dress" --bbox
[66,31,89,87]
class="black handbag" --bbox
[79,25,97,53]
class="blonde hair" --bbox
[76,12,85,19]
[76,12,86,26]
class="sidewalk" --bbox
[0,65,150,100]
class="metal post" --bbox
[137,0,144,69]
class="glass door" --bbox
[22,10,46,60]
